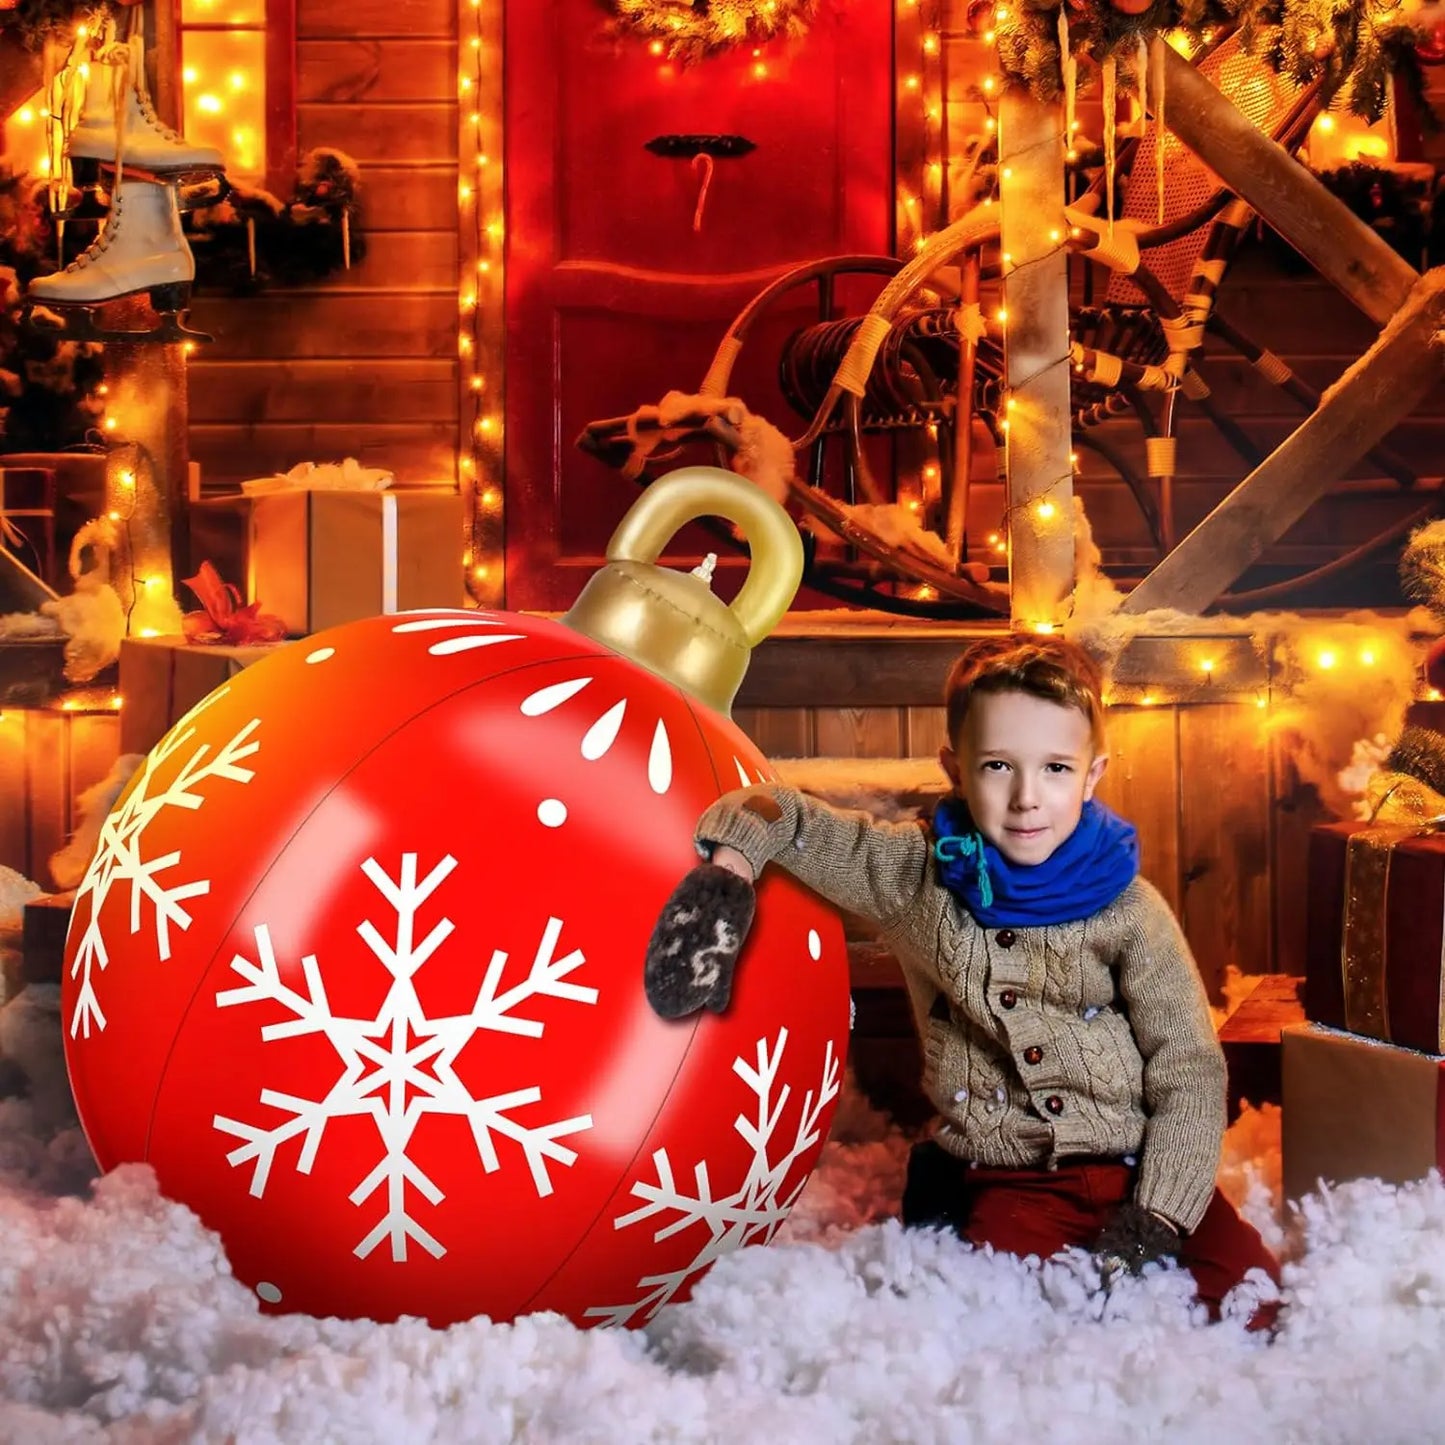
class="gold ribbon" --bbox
[1340,772,1445,1044]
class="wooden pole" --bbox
[1121,269,1445,616]
[997,89,1074,629]
[104,303,190,632]
[1156,45,1417,326]
[945,253,980,565]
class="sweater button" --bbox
[1045,1095,1064,1115]
[996,929,1016,948]
[999,989,1018,1009]
[1023,1045,1044,1065]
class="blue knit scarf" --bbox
[931,795,1139,928]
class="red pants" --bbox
[907,1147,1281,1330]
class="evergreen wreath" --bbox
[993,0,1426,122]
[604,0,818,64]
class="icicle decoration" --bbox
[1058,9,1076,152]
[1151,36,1167,225]
[342,209,352,270]
[1134,38,1150,225]
[1103,55,1117,238]
[1136,36,1148,123]
[42,42,58,219]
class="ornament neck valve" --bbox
[561,469,803,717]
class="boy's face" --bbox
[939,688,1107,867]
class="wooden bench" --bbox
[1218,973,1305,1118]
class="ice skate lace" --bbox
[61,196,123,273]
[110,33,185,145]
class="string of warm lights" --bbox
[458,0,505,609]
[892,1,947,567]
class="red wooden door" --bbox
[504,0,894,612]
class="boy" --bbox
[644,633,1280,1329]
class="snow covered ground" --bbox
[0,981,1442,1445]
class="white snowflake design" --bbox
[585,1028,840,1327]
[69,689,260,1040]
[211,852,598,1262]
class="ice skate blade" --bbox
[88,159,230,193]
[20,297,213,348]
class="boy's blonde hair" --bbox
[944,634,1107,753]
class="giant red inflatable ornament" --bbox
[62,469,849,1328]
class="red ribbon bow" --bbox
[182,560,288,645]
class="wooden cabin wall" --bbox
[187,0,459,489]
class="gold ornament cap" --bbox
[561,465,803,717]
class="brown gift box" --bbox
[1282,1022,1445,1201]
[1305,820,1445,1054]
[119,635,284,755]
[21,891,75,986]
[191,489,463,637]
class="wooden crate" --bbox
[0,708,122,888]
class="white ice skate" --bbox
[64,19,228,199]
[22,179,212,345]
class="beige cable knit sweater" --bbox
[695,785,1227,1233]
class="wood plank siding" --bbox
[187,0,459,489]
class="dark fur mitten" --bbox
[1092,1202,1182,1278]
[643,864,756,1019]
[900,1139,971,1231]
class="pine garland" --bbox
[0,0,101,51]
[1386,724,1445,795]
[994,0,1426,123]
[603,0,817,64]
[187,148,364,296]
[1400,518,1445,619]
[0,166,104,456]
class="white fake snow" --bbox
[0,982,1439,1444]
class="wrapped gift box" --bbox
[190,488,463,637]
[21,891,74,986]
[1282,1022,1445,1201]
[1305,820,1445,1054]
[119,635,286,755]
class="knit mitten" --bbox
[643,863,756,1019]
[1092,1202,1182,1279]
[900,1139,970,1231]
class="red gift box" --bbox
[1283,1023,1445,1201]
[1305,820,1445,1054]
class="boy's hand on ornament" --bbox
[1091,1201,1182,1280]
[709,845,755,882]
[643,862,757,1020]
